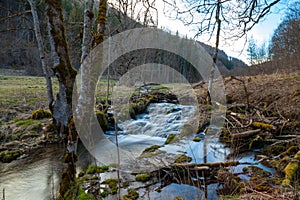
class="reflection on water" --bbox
[0,145,65,200]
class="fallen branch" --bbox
[172,161,255,169]
[231,129,261,139]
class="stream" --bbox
[0,103,274,200]
[0,145,65,200]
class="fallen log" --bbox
[231,129,261,139]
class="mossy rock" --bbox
[102,178,119,194]
[180,122,196,138]
[142,145,160,154]
[173,197,185,200]
[165,134,176,144]
[0,149,21,163]
[32,109,52,119]
[192,137,201,142]
[95,111,109,131]
[76,187,94,200]
[120,104,136,120]
[135,173,151,182]
[174,154,192,163]
[122,189,139,200]
[86,165,109,174]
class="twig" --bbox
[244,186,276,199]
[226,76,250,109]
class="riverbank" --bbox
[0,72,299,199]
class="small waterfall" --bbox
[115,103,195,137]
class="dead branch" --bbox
[230,129,261,139]
[0,10,31,22]
[226,76,250,109]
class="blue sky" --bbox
[157,0,289,64]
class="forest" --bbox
[0,0,299,200]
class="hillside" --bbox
[0,0,246,77]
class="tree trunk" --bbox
[95,0,107,46]
[207,0,222,103]
[28,0,54,107]
[81,0,94,63]
[45,0,77,199]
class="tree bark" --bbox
[45,0,77,199]
[45,0,77,134]
[27,0,54,107]
[95,0,107,46]
[81,0,94,63]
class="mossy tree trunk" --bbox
[45,0,77,199]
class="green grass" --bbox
[0,75,118,111]
[0,75,59,109]
[15,119,35,126]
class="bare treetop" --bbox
[163,0,281,38]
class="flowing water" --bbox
[0,145,65,200]
[0,103,273,200]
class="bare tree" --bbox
[81,0,94,63]
[27,0,54,107]
[44,0,77,198]
[163,0,280,98]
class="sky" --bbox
[156,0,289,64]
